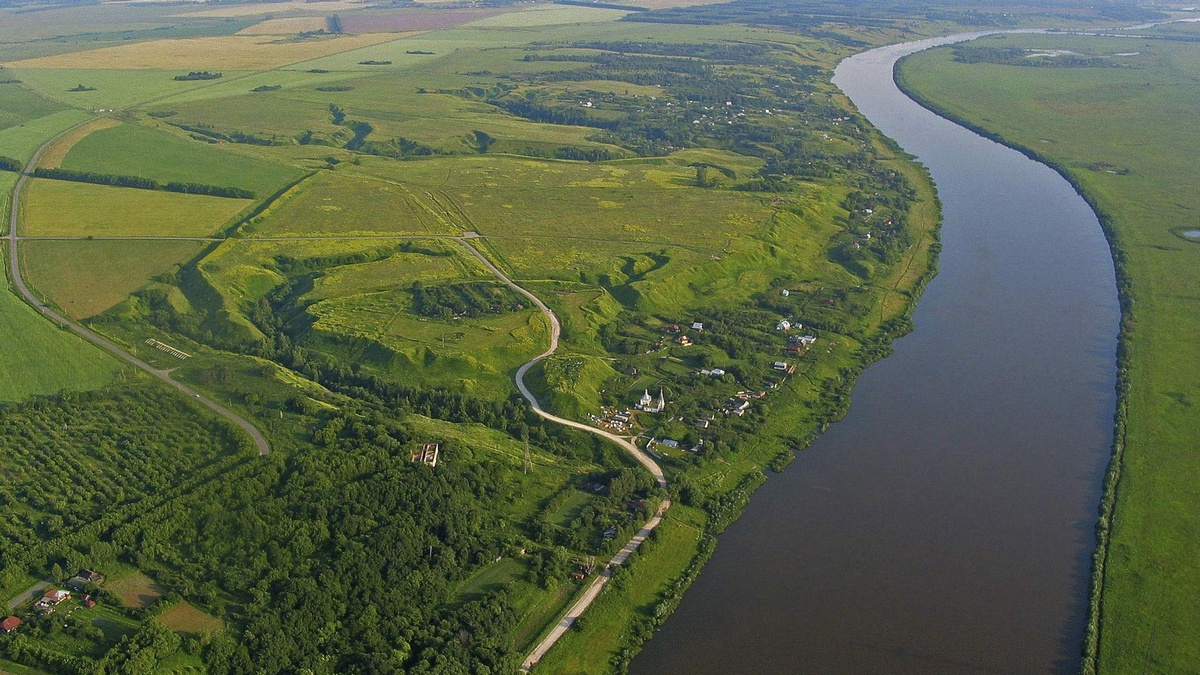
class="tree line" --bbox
[32,167,255,199]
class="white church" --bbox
[636,389,666,413]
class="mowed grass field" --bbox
[59,122,304,197]
[157,602,223,634]
[19,179,251,237]
[0,279,121,401]
[107,571,167,608]
[22,239,204,319]
[899,36,1200,674]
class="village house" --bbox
[67,568,105,591]
[675,335,692,346]
[723,398,752,416]
[790,334,817,347]
[776,319,792,331]
[691,322,704,332]
[1,616,21,633]
[34,589,70,613]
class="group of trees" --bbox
[409,281,525,319]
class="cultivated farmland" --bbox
[5,34,401,71]
[21,239,204,319]
[0,285,120,401]
[58,122,304,197]
[19,179,250,237]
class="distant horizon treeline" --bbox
[32,167,256,199]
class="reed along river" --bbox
[629,34,1120,675]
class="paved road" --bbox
[5,123,270,456]
[4,580,49,611]
[453,238,666,487]
[521,499,671,671]
[453,238,672,671]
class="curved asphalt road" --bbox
[6,123,270,456]
[452,237,671,671]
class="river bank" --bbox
[630,33,1118,675]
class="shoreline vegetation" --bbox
[902,32,1200,672]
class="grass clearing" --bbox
[22,239,204,319]
[157,602,224,634]
[0,278,120,401]
[107,571,167,609]
[899,36,1200,675]
[19,179,250,237]
[307,289,549,396]
[60,122,304,196]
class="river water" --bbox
[629,34,1119,675]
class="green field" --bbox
[899,35,1200,674]
[4,68,252,110]
[465,4,630,27]
[241,171,457,237]
[0,81,67,133]
[19,178,251,237]
[0,109,92,165]
[21,239,204,319]
[0,281,121,401]
[60,122,304,197]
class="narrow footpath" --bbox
[452,237,671,670]
[5,123,270,456]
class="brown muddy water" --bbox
[629,34,1119,675]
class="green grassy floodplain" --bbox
[898,35,1200,674]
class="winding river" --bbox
[629,34,1119,675]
